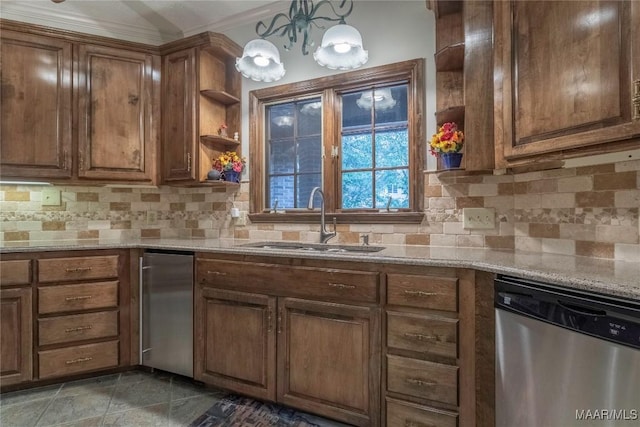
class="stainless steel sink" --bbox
[239,241,385,253]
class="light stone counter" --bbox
[2,238,639,300]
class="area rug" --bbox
[189,394,330,427]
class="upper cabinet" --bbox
[161,34,242,186]
[0,30,73,179]
[0,21,160,184]
[494,0,640,168]
[78,44,158,182]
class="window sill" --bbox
[248,212,424,224]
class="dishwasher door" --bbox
[496,276,640,427]
[141,251,194,377]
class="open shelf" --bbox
[200,135,240,146]
[200,89,240,105]
[435,43,465,71]
[435,105,465,126]
[181,180,240,188]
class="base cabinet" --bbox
[195,256,381,426]
[0,287,33,386]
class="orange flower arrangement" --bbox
[429,122,464,156]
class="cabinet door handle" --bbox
[277,308,282,334]
[405,420,433,427]
[267,308,273,333]
[403,332,437,342]
[206,270,227,276]
[403,290,438,297]
[328,283,356,290]
[65,325,93,333]
[406,377,436,387]
[634,80,640,120]
[65,357,93,365]
[65,267,93,273]
[634,79,640,97]
[65,295,92,301]
[187,153,192,172]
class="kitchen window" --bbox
[249,59,424,223]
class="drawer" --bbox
[38,311,118,346]
[387,274,457,312]
[387,354,458,405]
[387,311,458,358]
[0,260,31,286]
[38,281,119,315]
[197,259,379,303]
[386,397,457,427]
[38,255,118,283]
[38,340,119,379]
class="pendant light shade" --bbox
[313,24,368,70]
[235,39,286,82]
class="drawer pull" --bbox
[405,420,432,427]
[328,283,356,290]
[65,295,93,301]
[206,271,227,276]
[406,377,436,387]
[65,325,93,333]
[65,357,93,365]
[404,290,438,297]
[65,267,93,273]
[403,332,437,342]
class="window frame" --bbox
[249,59,425,224]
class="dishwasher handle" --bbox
[557,300,606,317]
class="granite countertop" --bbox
[2,238,639,300]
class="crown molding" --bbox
[0,2,179,45]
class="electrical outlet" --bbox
[462,208,495,230]
[41,188,60,206]
[235,212,247,226]
[146,211,158,225]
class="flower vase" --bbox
[441,152,463,169]
[223,170,240,183]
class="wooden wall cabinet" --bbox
[494,0,640,168]
[0,21,159,184]
[0,30,73,179]
[161,34,242,186]
[195,256,380,426]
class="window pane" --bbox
[269,139,295,174]
[342,92,372,129]
[297,136,322,173]
[376,169,409,209]
[297,173,322,207]
[342,134,372,170]
[375,129,408,168]
[342,171,373,209]
[268,175,294,208]
[375,85,408,125]
[269,104,294,139]
[297,100,322,136]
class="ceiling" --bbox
[0,0,288,45]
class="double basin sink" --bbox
[239,241,385,254]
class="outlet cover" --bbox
[462,208,495,230]
[41,188,61,206]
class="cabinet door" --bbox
[0,31,72,179]
[162,48,197,182]
[194,287,276,401]
[77,44,156,181]
[495,0,640,164]
[0,287,33,386]
[278,298,380,427]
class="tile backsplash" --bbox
[1,159,638,262]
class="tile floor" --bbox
[0,370,255,427]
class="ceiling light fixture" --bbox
[236,0,368,82]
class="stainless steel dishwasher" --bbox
[140,250,194,377]
[496,275,640,427]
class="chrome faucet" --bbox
[307,187,336,244]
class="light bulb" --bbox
[253,56,270,67]
[332,43,352,54]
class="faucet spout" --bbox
[307,187,337,244]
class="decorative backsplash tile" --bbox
[1,159,638,262]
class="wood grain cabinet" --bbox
[0,259,33,387]
[0,21,159,183]
[0,30,72,179]
[195,256,380,426]
[161,34,242,186]
[494,0,640,167]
